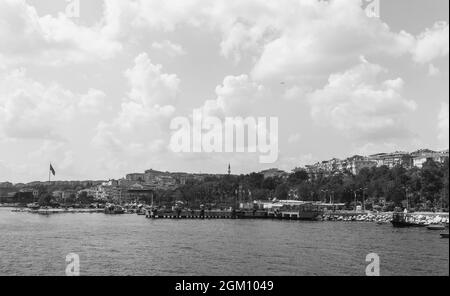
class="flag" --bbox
[50,164,56,176]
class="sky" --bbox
[0,0,449,183]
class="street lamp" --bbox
[360,188,368,212]
[353,188,367,212]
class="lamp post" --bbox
[361,188,367,212]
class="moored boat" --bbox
[391,212,424,228]
[440,233,449,239]
[27,203,40,210]
[104,204,125,214]
[427,224,446,231]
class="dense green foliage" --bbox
[158,159,449,211]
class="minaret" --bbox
[228,164,231,175]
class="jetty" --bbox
[12,208,104,215]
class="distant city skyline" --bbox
[1,147,448,184]
[1,0,449,183]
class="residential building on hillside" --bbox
[412,149,449,168]
[126,173,145,182]
[369,151,412,169]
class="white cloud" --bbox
[0,69,104,141]
[411,21,449,64]
[205,74,265,117]
[152,40,187,57]
[193,75,267,130]
[92,53,180,173]
[251,0,415,82]
[0,0,122,66]
[125,53,180,108]
[438,102,449,147]
[308,60,417,141]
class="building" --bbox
[126,173,145,182]
[77,188,97,198]
[126,184,154,204]
[347,157,377,175]
[369,151,412,169]
[412,149,449,168]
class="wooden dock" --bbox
[145,209,235,219]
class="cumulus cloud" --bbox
[411,21,449,64]
[93,53,180,173]
[251,0,416,82]
[125,53,180,108]
[0,0,121,66]
[308,60,417,141]
[0,69,105,141]
[3,0,447,73]
[200,75,265,117]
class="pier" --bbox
[145,209,235,219]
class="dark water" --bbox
[0,208,448,276]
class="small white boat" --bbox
[27,203,40,210]
[427,224,446,231]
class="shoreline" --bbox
[3,206,449,225]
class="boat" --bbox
[427,224,446,231]
[391,212,424,228]
[104,204,125,214]
[440,233,449,239]
[27,203,40,210]
[136,205,146,215]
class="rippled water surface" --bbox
[0,208,448,276]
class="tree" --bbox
[421,159,444,202]
[274,183,289,200]
[38,193,52,206]
[288,169,309,185]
